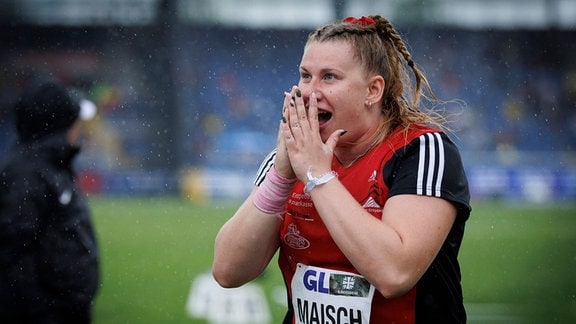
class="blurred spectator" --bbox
[0,81,100,323]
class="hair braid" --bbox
[371,15,445,130]
[374,16,415,68]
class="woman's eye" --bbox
[324,74,335,80]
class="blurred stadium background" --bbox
[1,0,574,202]
[1,0,575,323]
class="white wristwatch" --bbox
[304,167,337,193]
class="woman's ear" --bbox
[366,75,385,104]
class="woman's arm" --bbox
[213,90,298,288]
[309,182,456,298]
[212,187,282,288]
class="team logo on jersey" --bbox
[362,196,381,209]
[368,170,377,182]
[361,196,382,215]
[283,224,310,250]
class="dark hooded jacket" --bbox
[0,133,99,323]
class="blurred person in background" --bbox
[0,80,100,323]
[213,15,471,323]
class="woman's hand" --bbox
[272,90,297,179]
[281,86,344,182]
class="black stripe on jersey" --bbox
[416,133,446,197]
[254,149,277,186]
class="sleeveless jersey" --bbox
[254,125,471,323]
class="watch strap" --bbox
[304,168,337,193]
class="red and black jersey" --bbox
[255,125,471,323]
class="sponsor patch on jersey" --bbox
[283,224,310,250]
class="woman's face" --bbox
[298,40,380,145]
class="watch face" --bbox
[305,171,337,193]
[305,178,321,193]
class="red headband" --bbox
[343,16,375,26]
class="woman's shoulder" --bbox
[254,149,277,186]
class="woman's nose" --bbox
[299,83,319,101]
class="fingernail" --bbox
[296,89,302,97]
[340,130,348,136]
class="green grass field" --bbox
[89,196,576,323]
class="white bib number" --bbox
[291,263,375,324]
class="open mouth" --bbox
[318,110,332,124]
